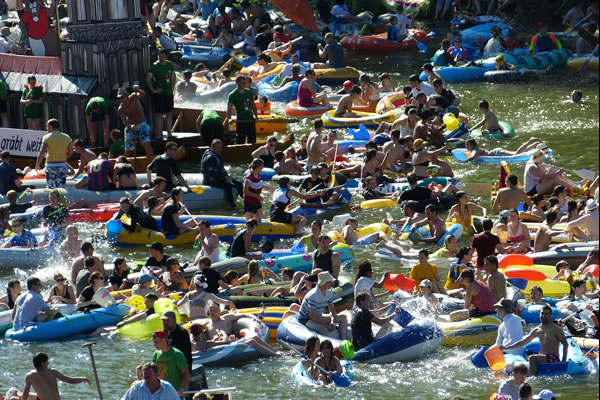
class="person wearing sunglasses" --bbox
[1,217,37,249]
[45,273,75,305]
[76,271,105,311]
[251,135,278,169]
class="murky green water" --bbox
[1,45,598,399]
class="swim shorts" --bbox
[45,163,68,189]
[527,187,538,196]
[545,353,560,363]
[125,121,151,150]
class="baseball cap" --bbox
[138,273,153,284]
[532,389,555,400]
[419,279,433,288]
[324,32,335,39]
[160,310,177,320]
[152,330,168,340]
[500,210,510,218]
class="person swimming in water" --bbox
[561,89,585,104]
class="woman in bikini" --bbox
[446,191,487,233]
[506,209,531,254]
[45,273,75,304]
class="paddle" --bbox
[284,182,324,212]
[263,36,304,57]
[545,163,596,181]
[278,340,351,387]
[82,342,103,400]
[567,13,592,34]
[578,44,599,72]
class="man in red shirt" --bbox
[472,218,505,268]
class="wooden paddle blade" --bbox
[192,186,205,194]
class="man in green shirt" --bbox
[195,109,223,145]
[20,75,45,130]
[226,76,258,144]
[85,96,110,147]
[151,329,189,398]
[146,48,176,140]
[108,129,125,158]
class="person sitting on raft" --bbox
[352,292,402,351]
[461,138,547,163]
[353,261,390,308]
[298,336,320,382]
[176,274,235,319]
[529,21,562,55]
[297,69,330,108]
[161,188,197,236]
[492,174,534,213]
[494,54,517,71]
[296,271,347,340]
[76,271,105,311]
[341,217,389,246]
[298,220,326,253]
[411,139,448,181]
[410,249,447,294]
[524,148,580,196]
[446,191,487,233]
[408,204,448,245]
[315,339,343,385]
[362,175,402,202]
[449,269,497,321]
[314,32,346,69]
[567,199,599,242]
[312,235,341,279]
[274,150,305,175]
[359,75,380,108]
[276,64,305,88]
[226,219,263,260]
[1,217,37,249]
[468,100,507,138]
[500,305,568,376]
[444,246,474,297]
[333,86,362,118]
[111,197,158,233]
[269,177,322,232]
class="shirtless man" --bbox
[117,85,153,158]
[70,241,105,285]
[113,156,138,189]
[492,174,534,212]
[173,70,197,103]
[321,130,338,161]
[409,204,447,244]
[382,130,408,176]
[21,352,90,400]
[274,151,304,175]
[468,100,504,137]
[59,225,82,262]
[484,255,506,302]
[133,177,168,208]
[534,211,565,252]
[305,120,328,171]
[501,305,569,376]
[204,302,282,356]
[341,217,388,246]
[70,139,96,179]
[333,86,362,118]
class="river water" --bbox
[0,46,598,399]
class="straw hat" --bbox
[413,138,426,151]
[494,298,513,313]
[317,271,334,286]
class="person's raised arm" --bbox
[287,188,321,200]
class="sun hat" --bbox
[343,80,354,90]
[419,279,433,288]
[530,149,548,163]
[494,298,513,313]
[413,138,426,151]
[117,87,129,98]
[317,271,334,285]
[532,389,555,400]
[585,198,598,211]
[138,273,153,284]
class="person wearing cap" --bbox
[117,84,153,158]
[567,198,599,241]
[449,269,497,321]
[351,292,402,351]
[494,54,517,71]
[111,196,158,233]
[524,146,580,196]
[0,26,16,54]
[529,22,562,55]
[151,329,189,398]
[297,271,347,340]
[472,218,506,268]
[84,96,110,147]
[492,174,534,213]
[411,138,449,181]
[417,279,440,312]
[161,310,192,371]
[315,32,346,69]
[500,304,569,376]
[448,37,469,63]
[494,297,524,351]
[132,273,162,297]
[498,362,528,400]
[532,389,556,400]
[1,217,37,249]
[336,79,355,95]
[173,70,197,103]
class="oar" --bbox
[278,340,351,387]
[567,13,592,34]
[263,36,304,56]
[545,163,596,181]
[330,144,339,186]
[82,342,103,400]
[284,182,324,212]
[578,44,599,72]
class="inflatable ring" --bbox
[499,254,534,269]
[376,92,406,114]
[504,268,547,281]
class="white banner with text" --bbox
[0,128,46,158]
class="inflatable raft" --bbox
[284,100,375,119]
[376,92,407,113]
[518,303,564,324]
[181,45,230,67]
[438,314,525,346]
[0,303,77,335]
[291,359,354,386]
[327,223,392,245]
[375,176,464,194]
[529,246,597,266]
[193,81,259,104]
[259,245,354,274]
[191,318,270,366]
[6,304,128,341]
[290,188,352,222]
[566,54,599,71]
[340,30,429,53]
[457,22,513,44]
[321,110,396,129]
[470,121,515,138]
[0,244,60,269]
[452,148,553,163]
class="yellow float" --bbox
[327,222,392,244]
[321,109,397,129]
[360,198,398,209]
[438,314,526,346]
[115,298,182,340]
[232,114,289,135]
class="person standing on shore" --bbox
[20,75,44,130]
[226,76,258,144]
[117,85,153,158]
[147,48,176,140]
[34,119,73,189]
[84,96,111,148]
